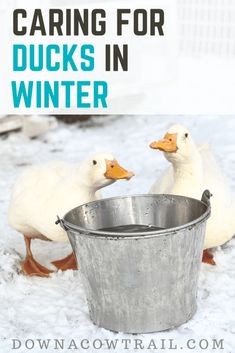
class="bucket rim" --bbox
[61,193,211,239]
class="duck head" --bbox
[149,124,197,164]
[80,153,135,189]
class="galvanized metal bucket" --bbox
[57,190,211,333]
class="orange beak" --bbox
[149,133,178,153]
[104,159,135,180]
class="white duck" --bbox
[149,124,235,265]
[9,153,134,277]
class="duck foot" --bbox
[22,235,53,277]
[51,252,78,271]
[202,249,216,266]
[21,255,53,277]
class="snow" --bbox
[0,116,234,353]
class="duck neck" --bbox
[63,167,98,196]
[172,153,203,186]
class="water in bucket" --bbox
[100,224,165,233]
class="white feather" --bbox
[8,153,116,243]
[150,125,235,249]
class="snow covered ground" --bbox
[0,116,234,353]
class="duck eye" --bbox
[111,164,114,168]
[93,160,97,165]
[185,133,188,138]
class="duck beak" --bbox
[149,133,178,153]
[104,159,135,180]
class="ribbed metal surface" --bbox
[63,193,210,333]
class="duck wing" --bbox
[199,144,235,247]
[199,144,231,205]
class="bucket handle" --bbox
[55,215,68,231]
[201,190,212,206]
